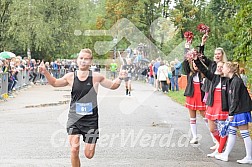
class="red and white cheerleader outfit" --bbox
[185,73,206,110]
[205,82,229,120]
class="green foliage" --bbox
[0,0,13,51]
[225,0,252,61]
[167,90,185,105]
[0,0,82,60]
[224,0,252,88]
[98,0,163,51]
[171,0,202,31]
[0,0,251,88]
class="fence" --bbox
[0,70,31,99]
[0,73,8,96]
[0,68,73,100]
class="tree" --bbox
[97,0,162,51]
[0,0,13,51]
[1,0,81,60]
[225,0,252,88]
[170,0,201,39]
[226,0,252,61]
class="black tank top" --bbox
[67,70,98,127]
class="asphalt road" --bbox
[0,81,250,167]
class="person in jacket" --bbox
[153,58,161,91]
[199,36,228,102]
[240,68,248,87]
[198,34,228,150]
[174,58,182,91]
[183,55,206,144]
[169,61,176,91]
[215,62,252,164]
[193,56,229,157]
[157,61,169,93]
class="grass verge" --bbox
[167,90,185,105]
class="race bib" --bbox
[75,102,93,116]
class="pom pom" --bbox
[184,31,194,43]
[197,23,210,35]
[185,48,203,61]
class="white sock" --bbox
[190,118,197,139]
[223,126,237,157]
[240,130,252,159]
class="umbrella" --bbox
[0,51,16,59]
[0,56,5,60]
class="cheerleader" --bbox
[199,34,228,150]
[200,46,228,103]
[183,57,206,144]
[215,62,252,164]
[194,57,229,157]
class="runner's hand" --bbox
[38,61,46,74]
[118,69,127,79]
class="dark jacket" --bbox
[198,45,217,92]
[228,74,252,116]
[201,61,216,92]
[194,58,229,111]
[183,59,205,99]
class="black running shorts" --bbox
[67,124,99,144]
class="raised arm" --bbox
[194,58,214,81]
[39,61,70,87]
[183,42,192,75]
[199,34,213,67]
[99,75,122,90]
[99,67,127,90]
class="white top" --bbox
[157,65,169,81]
[216,80,221,88]
[193,73,200,82]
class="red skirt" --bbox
[185,82,206,110]
[205,88,229,120]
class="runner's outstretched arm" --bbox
[39,61,69,87]
[99,69,127,90]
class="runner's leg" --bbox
[69,135,81,167]
[84,143,96,159]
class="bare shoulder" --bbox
[63,71,74,79]
[62,72,75,84]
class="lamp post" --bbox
[113,37,117,59]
